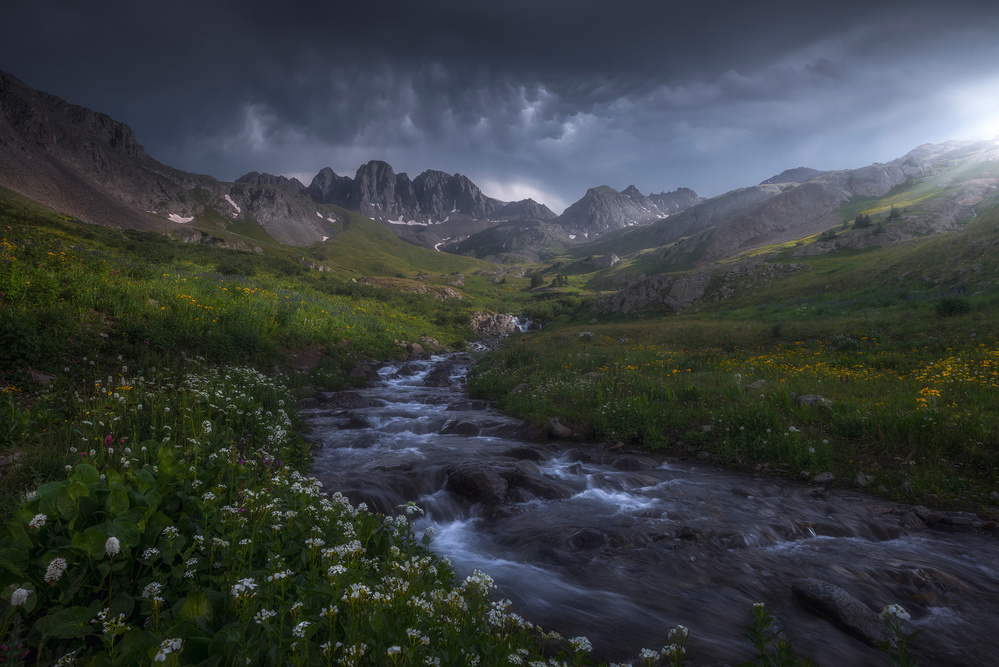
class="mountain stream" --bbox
[306,352,999,665]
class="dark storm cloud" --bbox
[3,0,999,211]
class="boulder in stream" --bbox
[445,462,516,504]
[423,365,454,388]
[791,577,889,646]
[321,391,384,408]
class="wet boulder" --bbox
[445,462,517,504]
[337,415,374,430]
[611,455,655,471]
[567,528,610,550]
[500,446,547,461]
[482,421,547,442]
[439,419,481,436]
[791,578,889,646]
[423,365,454,387]
[321,391,384,408]
[349,362,382,384]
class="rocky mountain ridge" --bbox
[580,138,999,265]
[0,69,704,256]
[0,69,337,246]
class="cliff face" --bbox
[303,161,508,224]
[0,69,337,245]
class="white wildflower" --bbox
[10,588,29,606]
[44,557,67,584]
[105,536,120,557]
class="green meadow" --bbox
[0,185,985,664]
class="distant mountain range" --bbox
[0,69,705,256]
[1,68,996,271]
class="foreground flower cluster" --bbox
[0,362,570,665]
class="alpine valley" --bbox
[3,67,999,667]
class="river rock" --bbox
[470,311,520,336]
[612,455,654,471]
[445,462,516,504]
[898,511,927,531]
[296,397,321,409]
[812,472,836,484]
[791,578,889,646]
[439,419,481,436]
[567,528,610,550]
[418,336,444,352]
[513,474,573,501]
[549,417,573,438]
[481,422,548,442]
[423,365,453,387]
[349,362,381,383]
[500,446,547,461]
[321,391,384,408]
[338,415,373,430]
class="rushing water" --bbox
[307,352,999,666]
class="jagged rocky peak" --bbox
[236,171,307,193]
[555,185,666,237]
[307,167,353,205]
[353,160,402,214]
[621,185,650,202]
[412,169,502,220]
[760,167,825,185]
[648,187,703,214]
[493,198,557,221]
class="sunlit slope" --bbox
[309,206,495,277]
[575,139,999,272]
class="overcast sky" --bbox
[4,0,999,213]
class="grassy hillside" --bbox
[469,206,999,512]
[309,206,491,277]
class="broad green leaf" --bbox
[11,509,35,524]
[133,468,155,493]
[56,487,80,522]
[105,469,123,487]
[0,547,28,578]
[3,520,32,550]
[109,590,135,620]
[108,520,141,547]
[176,591,212,625]
[36,605,93,639]
[105,486,130,516]
[144,490,162,511]
[70,463,101,486]
[37,482,60,516]
[71,527,106,559]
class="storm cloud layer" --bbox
[4,0,999,212]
